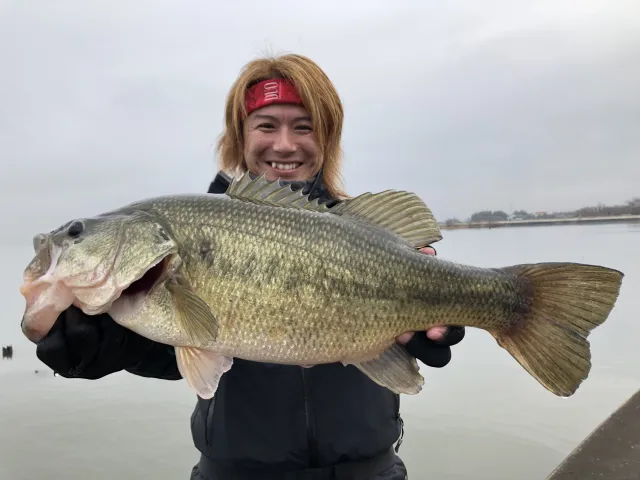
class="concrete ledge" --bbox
[546,388,640,479]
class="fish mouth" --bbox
[20,240,75,344]
[119,254,173,299]
[20,246,175,344]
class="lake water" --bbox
[1,223,639,479]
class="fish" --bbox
[19,173,624,400]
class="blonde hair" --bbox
[216,53,348,199]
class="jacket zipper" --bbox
[301,367,319,467]
[394,394,404,453]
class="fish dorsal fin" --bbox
[226,173,442,248]
[332,190,442,248]
[226,173,332,213]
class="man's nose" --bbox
[272,128,297,153]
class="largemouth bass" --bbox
[20,174,624,399]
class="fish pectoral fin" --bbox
[332,190,442,248]
[166,277,219,345]
[175,346,233,399]
[350,343,424,395]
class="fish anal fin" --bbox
[351,343,424,395]
[166,276,219,345]
[332,190,442,248]
[175,346,232,399]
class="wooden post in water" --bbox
[2,345,13,359]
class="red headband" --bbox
[245,78,303,115]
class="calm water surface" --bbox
[1,223,639,479]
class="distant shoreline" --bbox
[440,214,640,230]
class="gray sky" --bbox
[1,0,639,241]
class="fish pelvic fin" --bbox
[166,276,219,345]
[332,190,442,248]
[493,263,624,397]
[349,343,425,395]
[226,173,442,248]
[175,346,233,399]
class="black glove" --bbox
[35,306,158,380]
[404,327,465,368]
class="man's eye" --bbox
[296,125,312,132]
[257,123,275,130]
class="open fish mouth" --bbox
[108,254,177,316]
[19,240,175,344]
[118,255,173,298]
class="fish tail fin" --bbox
[493,263,624,397]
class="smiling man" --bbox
[34,53,466,480]
[243,103,319,179]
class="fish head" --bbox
[20,210,179,343]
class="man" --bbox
[35,53,465,479]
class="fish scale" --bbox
[19,173,624,400]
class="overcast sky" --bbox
[1,0,639,241]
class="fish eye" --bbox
[67,221,85,238]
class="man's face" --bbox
[242,104,321,182]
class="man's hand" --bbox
[395,245,466,368]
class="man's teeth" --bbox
[270,162,300,171]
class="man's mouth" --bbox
[268,162,301,172]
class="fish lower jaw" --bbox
[21,281,75,344]
[108,291,146,326]
[75,301,114,315]
[107,292,190,348]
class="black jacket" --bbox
[36,171,465,480]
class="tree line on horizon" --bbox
[443,197,640,225]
